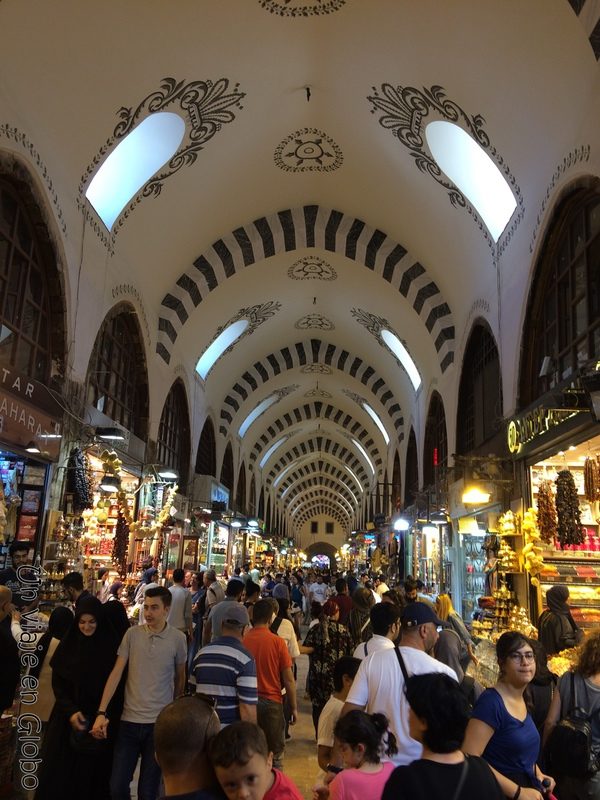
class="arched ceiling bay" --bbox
[1,0,599,536]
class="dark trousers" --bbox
[257,698,285,770]
[110,720,161,800]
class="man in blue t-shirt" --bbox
[193,603,257,727]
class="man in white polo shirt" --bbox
[341,602,457,766]
[91,586,188,800]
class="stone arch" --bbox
[195,416,217,476]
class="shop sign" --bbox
[507,390,588,455]
[0,390,62,459]
[211,481,230,508]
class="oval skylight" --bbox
[86,112,186,230]
[239,394,278,438]
[259,437,287,469]
[425,120,517,242]
[352,438,375,475]
[380,329,421,391]
[362,402,390,445]
[196,319,249,380]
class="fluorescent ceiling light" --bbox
[96,427,126,441]
[380,329,421,391]
[259,437,287,469]
[157,467,178,480]
[425,120,517,242]
[86,112,185,230]
[25,441,41,454]
[352,438,375,475]
[239,394,277,438]
[196,319,249,380]
[362,402,390,445]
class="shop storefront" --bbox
[0,366,63,570]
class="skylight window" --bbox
[274,463,295,488]
[86,112,186,230]
[239,394,278,438]
[380,329,421,391]
[259,437,287,469]
[196,319,249,380]
[343,464,363,490]
[362,402,390,445]
[352,438,375,475]
[425,120,517,242]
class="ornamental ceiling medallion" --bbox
[295,314,334,330]
[367,84,523,253]
[305,387,332,398]
[258,0,345,17]
[275,128,343,173]
[301,364,332,374]
[288,256,337,281]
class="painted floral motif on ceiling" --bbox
[258,0,345,17]
[305,386,332,398]
[79,77,245,249]
[275,128,343,173]
[288,256,337,281]
[367,84,524,255]
[200,300,281,380]
[301,363,332,374]
[295,314,335,330]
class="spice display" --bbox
[547,646,581,677]
[555,469,584,548]
[584,456,600,502]
[537,479,558,544]
[66,447,93,512]
[521,507,545,587]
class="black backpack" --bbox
[544,672,599,779]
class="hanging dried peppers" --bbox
[584,456,600,502]
[66,447,93,512]
[537,479,558,544]
[555,469,584,548]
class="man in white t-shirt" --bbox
[341,602,457,766]
[309,575,329,605]
[353,602,400,660]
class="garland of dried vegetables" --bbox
[112,489,133,577]
[66,447,93,512]
[555,469,584,548]
[537,479,558,544]
[584,456,600,502]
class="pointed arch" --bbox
[235,462,247,512]
[220,442,234,493]
[195,416,217,476]
[157,379,191,489]
[423,391,448,489]
[157,206,454,372]
[404,428,419,507]
[391,451,402,510]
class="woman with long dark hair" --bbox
[302,598,352,734]
[463,631,555,800]
[348,588,375,649]
[35,597,121,800]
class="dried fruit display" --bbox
[521,507,545,587]
[66,447,93,512]
[537,479,558,544]
[584,456,600,502]
[555,469,584,548]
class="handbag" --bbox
[544,672,599,779]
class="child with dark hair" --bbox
[317,656,362,773]
[383,673,504,800]
[327,710,397,800]
[209,720,303,800]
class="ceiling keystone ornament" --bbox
[367,84,524,254]
[274,128,343,173]
[258,0,346,17]
[200,300,281,379]
[288,255,337,281]
[79,77,245,247]
[305,386,332,398]
[301,363,332,374]
[295,314,335,330]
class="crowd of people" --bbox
[2,541,600,800]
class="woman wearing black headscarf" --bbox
[28,606,73,725]
[538,585,584,656]
[35,597,120,800]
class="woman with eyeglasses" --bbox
[463,631,555,800]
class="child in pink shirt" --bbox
[329,711,397,800]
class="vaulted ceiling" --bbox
[1,0,599,538]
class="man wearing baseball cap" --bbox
[340,602,458,767]
[192,602,258,728]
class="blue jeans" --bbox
[110,720,161,800]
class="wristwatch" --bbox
[326,764,343,774]
[96,710,107,716]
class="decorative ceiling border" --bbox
[367,84,524,256]
[158,205,454,372]
[0,124,67,235]
[288,255,337,281]
[78,77,245,250]
[258,0,346,17]
[277,461,362,498]
[267,438,371,487]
